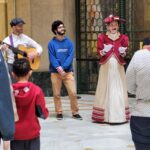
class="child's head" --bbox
[12,58,32,80]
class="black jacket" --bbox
[0,50,15,140]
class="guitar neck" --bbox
[0,41,27,57]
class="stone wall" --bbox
[0,0,76,71]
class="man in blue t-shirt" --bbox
[48,20,82,120]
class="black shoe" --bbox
[72,114,82,120]
[56,114,63,120]
[109,121,128,125]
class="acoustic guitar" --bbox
[0,41,40,70]
[17,45,40,70]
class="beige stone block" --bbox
[14,0,31,36]
[0,2,7,39]
[7,0,15,34]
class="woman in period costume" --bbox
[92,14,130,124]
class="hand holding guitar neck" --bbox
[0,40,27,57]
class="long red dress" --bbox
[92,32,130,123]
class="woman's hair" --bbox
[13,58,31,77]
[51,20,64,34]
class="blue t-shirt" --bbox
[48,36,74,73]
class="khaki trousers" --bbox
[51,72,79,114]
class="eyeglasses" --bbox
[57,25,65,29]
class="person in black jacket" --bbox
[0,48,15,149]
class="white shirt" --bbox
[3,33,43,64]
[126,49,150,117]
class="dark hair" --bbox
[51,20,64,34]
[143,37,150,46]
[10,18,25,27]
[13,58,31,77]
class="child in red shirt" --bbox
[11,58,49,150]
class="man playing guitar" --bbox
[1,18,43,81]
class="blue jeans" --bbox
[130,116,150,150]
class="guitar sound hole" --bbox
[32,59,34,64]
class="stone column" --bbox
[0,0,7,39]
[14,0,31,36]
[7,0,15,34]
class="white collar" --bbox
[12,33,23,38]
